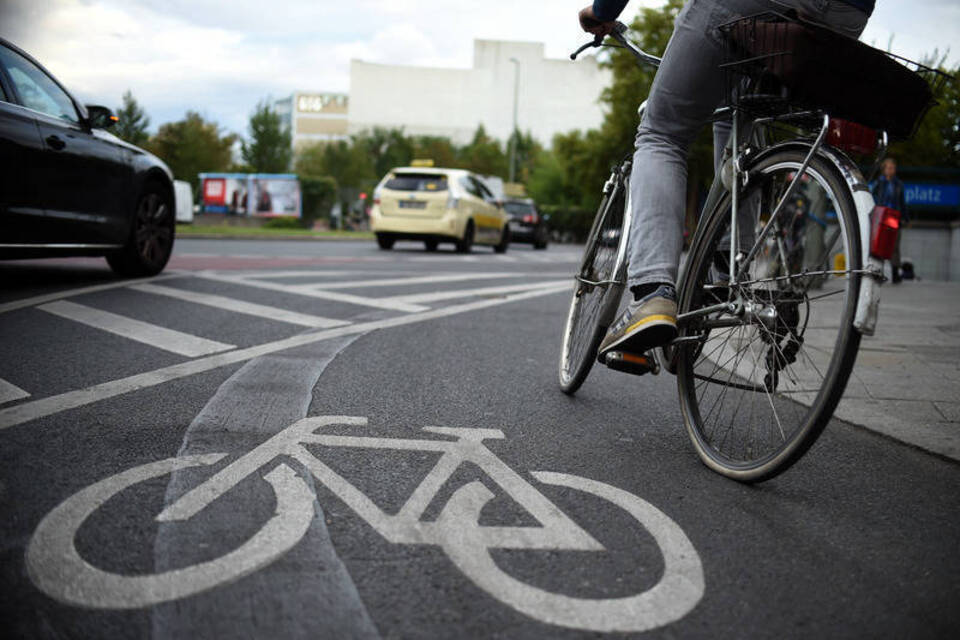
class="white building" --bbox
[348,39,611,146]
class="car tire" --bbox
[424,239,438,252]
[494,226,509,254]
[106,180,174,277]
[376,233,395,250]
[534,229,549,250]
[455,221,474,254]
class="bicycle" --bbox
[27,415,704,633]
[559,14,949,482]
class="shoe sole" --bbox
[600,316,678,358]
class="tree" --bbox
[114,90,150,147]
[147,112,236,191]
[353,127,414,178]
[506,129,544,183]
[411,135,459,168]
[457,125,508,177]
[241,100,292,173]
[889,58,960,168]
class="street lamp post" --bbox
[508,57,520,184]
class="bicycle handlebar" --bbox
[569,21,661,69]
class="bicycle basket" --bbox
[719,12,948,139]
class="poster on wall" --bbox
[199,173,302,217]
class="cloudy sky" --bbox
[2,0,957,138]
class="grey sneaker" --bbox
[598,285,678,358]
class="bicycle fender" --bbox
[748,141,881,336]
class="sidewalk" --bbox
[837,280,960,462]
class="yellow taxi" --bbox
[370,167,509,253]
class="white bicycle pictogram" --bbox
[27,416,704,633]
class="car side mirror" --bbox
[86,105,118,129]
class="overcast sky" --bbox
[2,0,957,138]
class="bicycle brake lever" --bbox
[570,34,604,61]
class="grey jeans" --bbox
[626,0,869,289]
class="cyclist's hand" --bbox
[579,5,615,36]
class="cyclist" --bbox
[578,0,873,359]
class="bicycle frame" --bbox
[599,25,884,338]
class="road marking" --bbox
[0,285,569,430]
[384,280,568,305]
[0,378,30,405]
[129,283,349,329]
[194,272,429,313]
[224,270,360,279]
[38,300,235,357]
[300,272,522,291]
[0,273,182,315]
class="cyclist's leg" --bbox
[626,0,769,293]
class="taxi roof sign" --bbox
[410,158,435,167]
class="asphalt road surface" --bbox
[2,238,958,639]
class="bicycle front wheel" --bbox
[676,149,862,482]
[558,180,627,394]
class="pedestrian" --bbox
[870,157,908,283]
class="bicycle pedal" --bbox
[604,351,660,376]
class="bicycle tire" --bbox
[676,149,862,482]
[558,179,628,394]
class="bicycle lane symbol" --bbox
[26,415,705,633]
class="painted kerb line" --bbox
[0,284,570,430]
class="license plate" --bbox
[398,200,427,209]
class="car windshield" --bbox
[504,201,535,216]
[384,173,448,192]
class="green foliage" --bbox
[889,61,960,168]
[538,204,594,242]
[147,111,236,191]
[114,90,150,147]
[507,129,544,183]
[353,127,414,178]
[241,100,292,173]
[261,216,302,229]
[295,139,376,195]
[457,125,508,177]
[299,175,339,227]
[411,135,459,167]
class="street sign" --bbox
[904,183,960,207]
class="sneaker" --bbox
[598,285,678,358]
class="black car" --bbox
[503,198,548,250]
[0,38,175,276]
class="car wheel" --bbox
[534,228,549,250]
[376,233,395,250]
[424,239,438,252]
[494,226,509,254]
[455,221,474,254]
[106,181,174,277]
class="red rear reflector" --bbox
[870,206,901,260]
[827,118,877,156]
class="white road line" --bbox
[0,285,569,430]
[129,283,350,329]
[194,272,429,313]
[300,272,523,291]
[228,270,359,279]
[38,300,235,357]
[383,280,569,305]
[0,273,182,315]
[0,378,30,405]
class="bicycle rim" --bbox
[558,184,627,394]
[677,150,862,482]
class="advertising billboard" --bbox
[199,173,302,217]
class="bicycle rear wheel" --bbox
[676,149,862,482]
[558,178,628,394]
